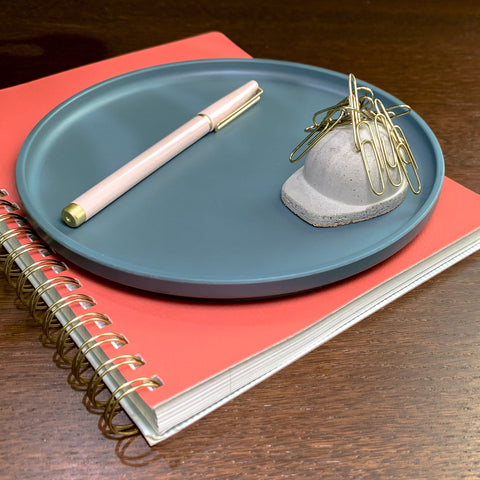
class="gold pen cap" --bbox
[62,203,87,228]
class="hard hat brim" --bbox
[281,166,408,227]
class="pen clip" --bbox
[215,87,263,132]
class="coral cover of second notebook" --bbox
[2,32,480,413]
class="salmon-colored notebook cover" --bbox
[1,32,479,445]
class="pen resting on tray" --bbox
[62,80,262,228]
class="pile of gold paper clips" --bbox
[289,74,421,196]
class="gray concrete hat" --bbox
[281,123,407,227]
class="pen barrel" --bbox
[72,115,211,221]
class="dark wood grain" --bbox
[1,1,479,478]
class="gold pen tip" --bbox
[62,203,87,228]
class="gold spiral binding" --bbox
[71,332,128,386]
[103,377,163,436]
[15,258,67,305]
[0,198,18,210]
[56,312,111,364]
[0,223,31,242]
[29,275,82,320]
[86,354,145,410]
[0,212,29,261]
[0,194,19,214]
[41,292,96,343]
[1,200,160,442]
[0,211,24,225]
[3,241,52,286]
[0,225,34,260]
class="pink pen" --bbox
[61,80,262,227]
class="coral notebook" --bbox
[1,32,479,445]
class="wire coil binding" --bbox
[103,377,164,436]
[15,258,67,304]
[41,292,97,343]
[29,275,82,321]
[3,241,52,286]
[0,225,35,258]
[56,311,112,364]
[0,194,162,439]
[87,354,145,411]
[72,332,128,385]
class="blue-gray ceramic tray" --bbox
[16,59,444,299]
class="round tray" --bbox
[16,59,444,299]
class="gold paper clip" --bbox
[289,99,349,163]
[373,98,420,193]
[289,73,421,196]
[373,109,403,188]
[391,125,421,194]
[356,118,387,195]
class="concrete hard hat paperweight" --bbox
[282,74,421,227]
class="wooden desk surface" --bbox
[1,1,479,478]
